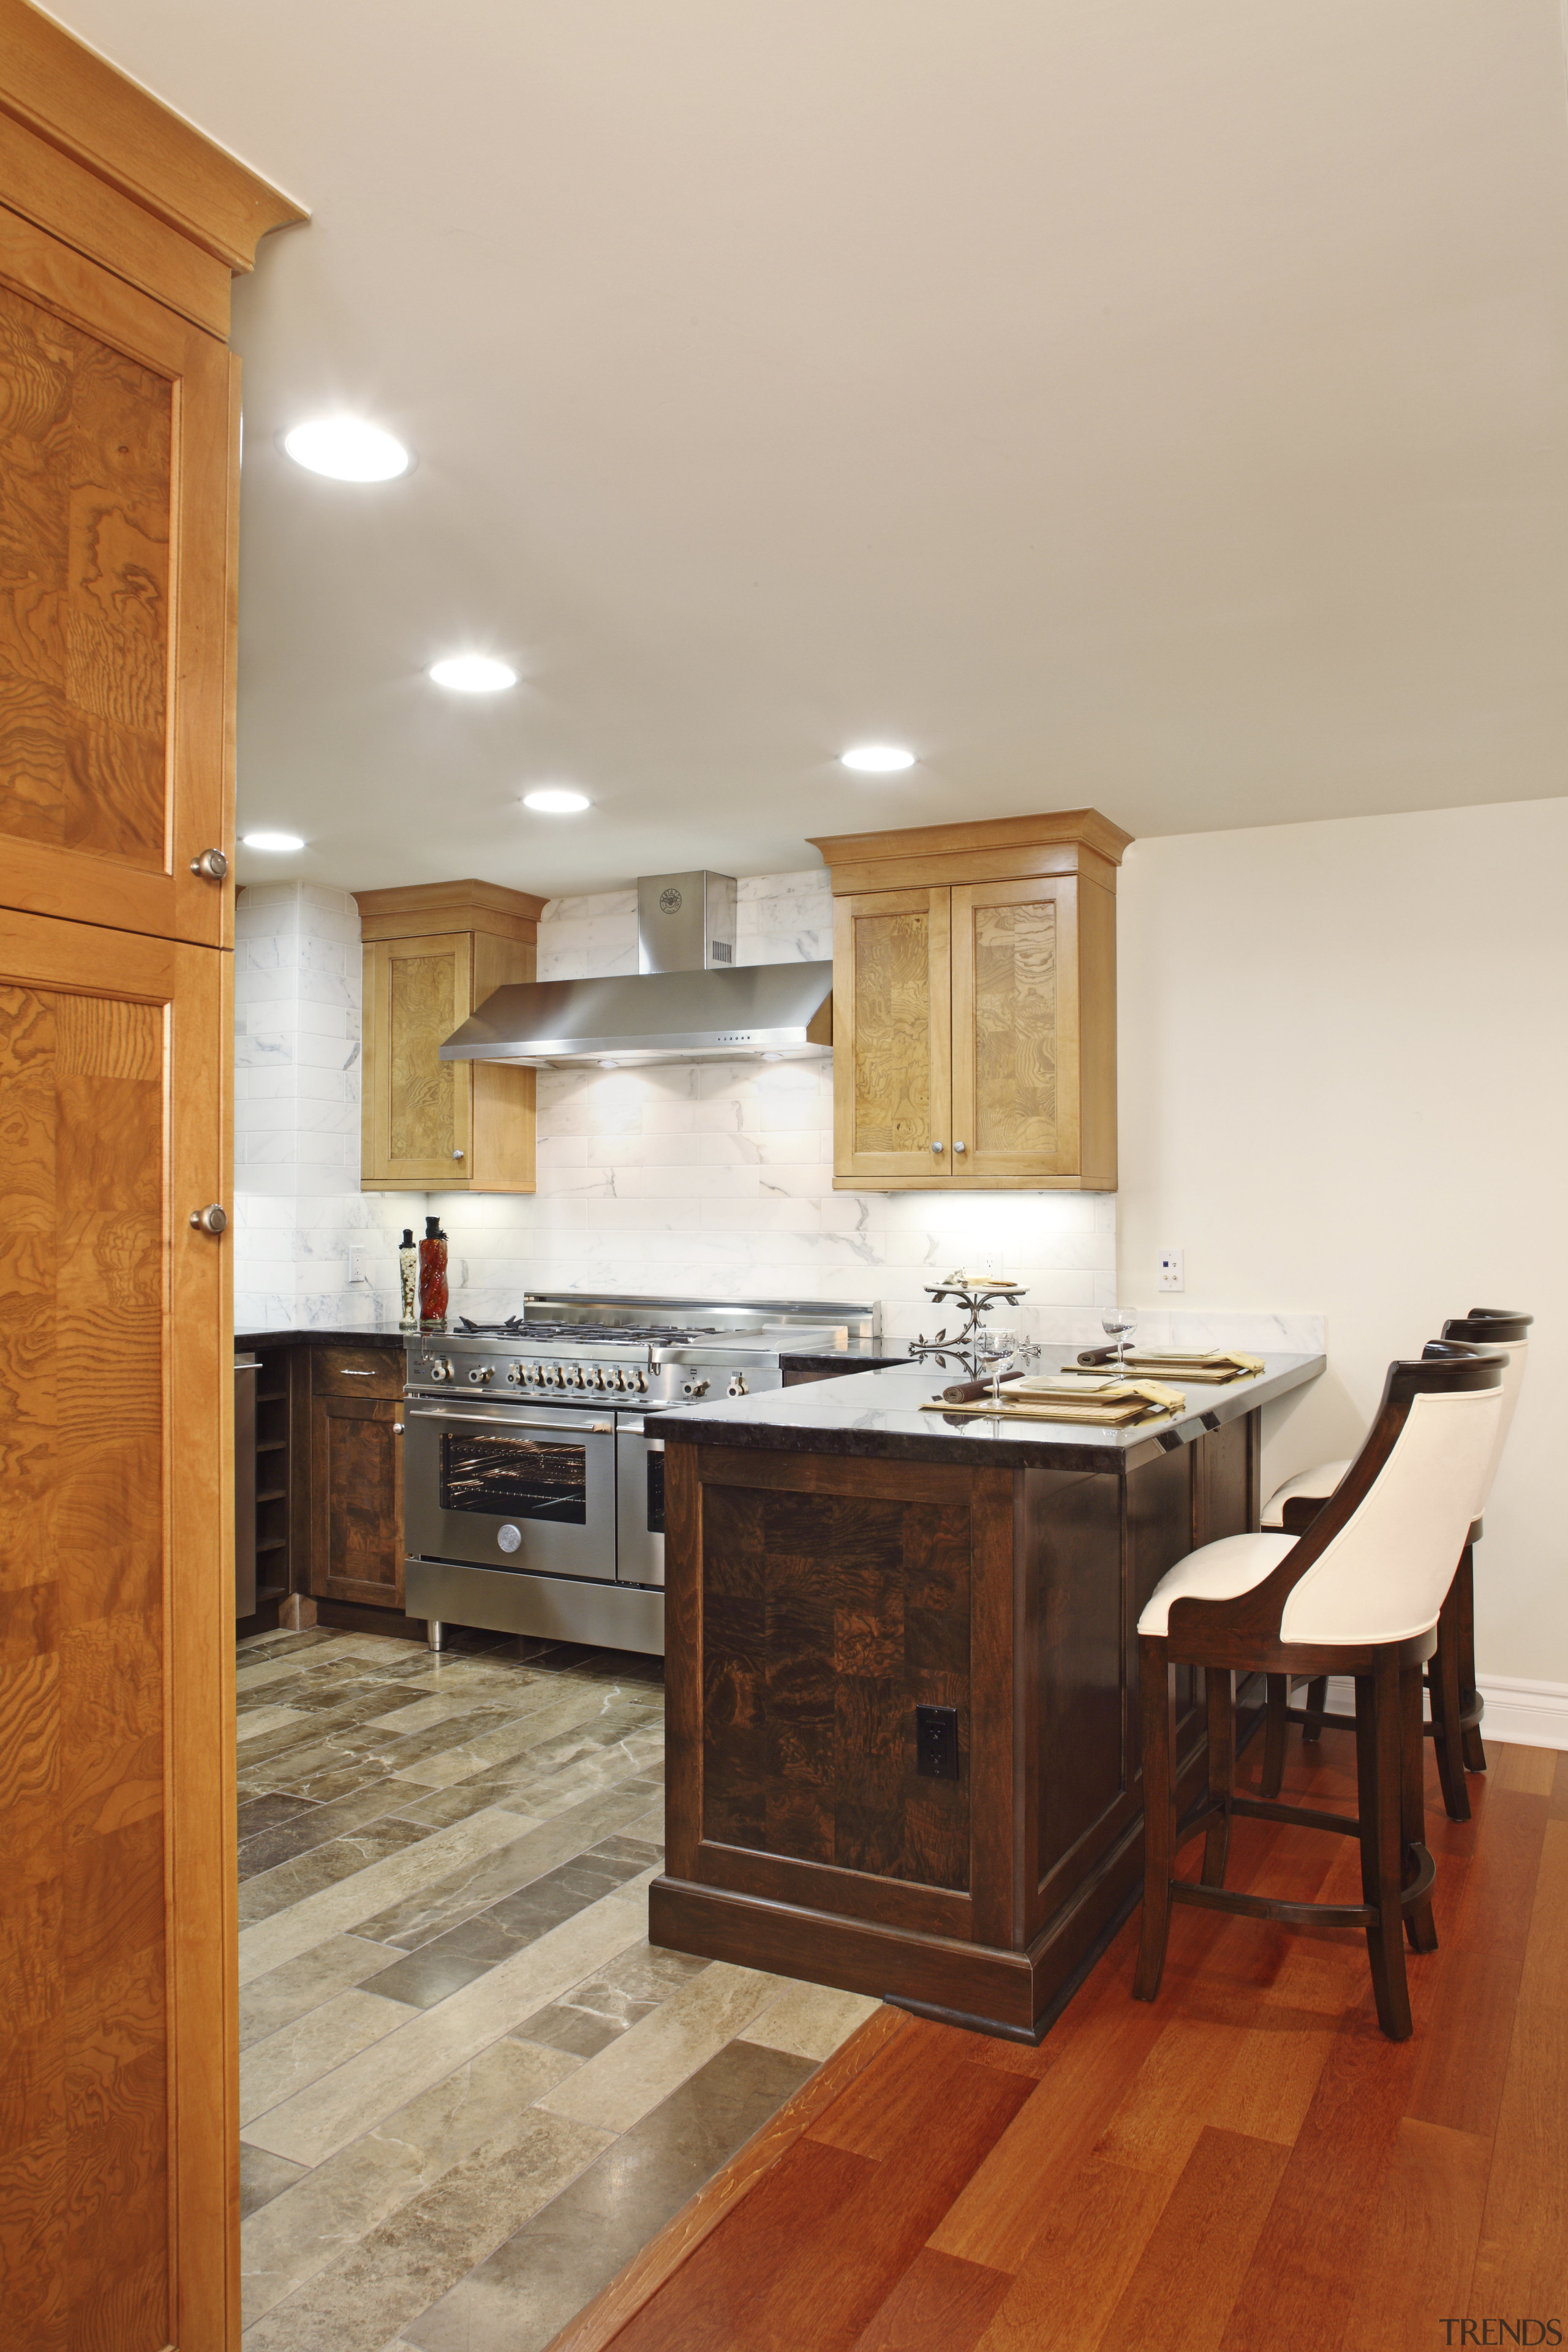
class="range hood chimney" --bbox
[439,871,833,1070]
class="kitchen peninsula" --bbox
[650,1349,1323,2039]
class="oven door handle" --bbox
[616,1419,664,1454]
[405,1404,614,1436]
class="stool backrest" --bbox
[1441,1309,1532,1514]
[1278,1346,1504,1646]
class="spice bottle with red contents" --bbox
[418,1215,448,1329]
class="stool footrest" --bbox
[1231,1794,1361,1838]
[1170,1843,1435,1932]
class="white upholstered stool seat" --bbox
[1262,1460,1352,1531]
[1138,1533,1295,1635]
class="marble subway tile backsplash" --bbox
[233,869,1123,1340]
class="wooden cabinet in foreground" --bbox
[808,809,1132,1191]
[356,880,546,1191]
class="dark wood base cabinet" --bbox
[308,1346,406,1608]
[650,1416,1258,2040]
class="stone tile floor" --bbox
[235,1624,878,2351]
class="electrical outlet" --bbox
[1157,1247,1184,1293]
[916,1705,960,1781]
[349,1246,370,1284]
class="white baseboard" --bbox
[1316,1673,1568,1752]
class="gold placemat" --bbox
[922,1377,1186,1427]
[1081,1349,1264,1384]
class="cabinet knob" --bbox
[954,1140,967,1153]
[452,1150,465,1160]
[393,1422,404,1434]
[931,1140,943,1153]
[190,847,229,881]
[189,1204,228,1234]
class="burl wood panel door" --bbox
[831,888,951,1182]
[950,876,1080,1179]
[0,907,234,2351]
[0,205,235,947]
[309,1394,404,1608]
[362,932,472,1186]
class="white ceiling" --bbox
[46,1,1568,895]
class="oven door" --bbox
[405,1401,618,1583]
[614,1417,665,1589]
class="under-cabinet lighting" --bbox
[241,831,306,852]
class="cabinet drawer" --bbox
[312,1346,404,1400]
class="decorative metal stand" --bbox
[908,1276,1027,1379]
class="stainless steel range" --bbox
[404,1293,878,1654]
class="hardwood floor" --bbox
[552,1729,1567,2352]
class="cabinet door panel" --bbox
[832,888,951,1182]
[0,908,232,2351]
[310,1393,404,1609]
[363,932,472,1185]
[952,878,1079,1178]
[0,205,233,946]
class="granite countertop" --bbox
[235,1329,409,1351]
[660,1351,1326,1472]
[778,1335,912,1372]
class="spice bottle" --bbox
[418,1216,448,1329]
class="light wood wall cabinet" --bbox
[356,881,547,1192]
[808,810,1133,1191]
[0,9,302,2346]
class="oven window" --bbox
[646,1450,665,1535]
[440,1433,587,1523]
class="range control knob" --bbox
[682,1376,710,1398]
[505,1363,524,1385]
[428,1357,454,1383]
[727,1374,748,1397]
[636,1368,649,1392]
[468,1364,494,1385]
[572,1365,589,1389]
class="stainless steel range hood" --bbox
[439,870,833,1069]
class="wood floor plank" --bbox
[925,1994,1167,2274]
[610,2057,1034,2352]
[848,2247,1013,2351]
[1216,2014,1423,2352]
[1338,2119,1491,2352]
[970,2155,1174,2352]
[1093,2126,1291,2352]
[1406,1945,1526,2139]
[1205,2017,1336,2147]
[1468,2000,1568,2321]
[1448,1787,1551,1958]
[1516,1817,1568,2015]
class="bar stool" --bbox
[1133,1343,1504,2041]
[1258,1310,1531,1820]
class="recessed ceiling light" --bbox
[429,654,517,693]
[523,787,590,814]
[281,418,412,481]
[241,831,306,853]
[841,744,916,773]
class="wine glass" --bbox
[1101,1308,1138,1377]
[978,1326,1020,1409]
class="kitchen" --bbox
[3,5,1566,2351]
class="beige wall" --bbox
[1117,797,1567,1686]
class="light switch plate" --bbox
[1157,1247,1184,1292]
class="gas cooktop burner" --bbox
[453,1317,722,1345]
